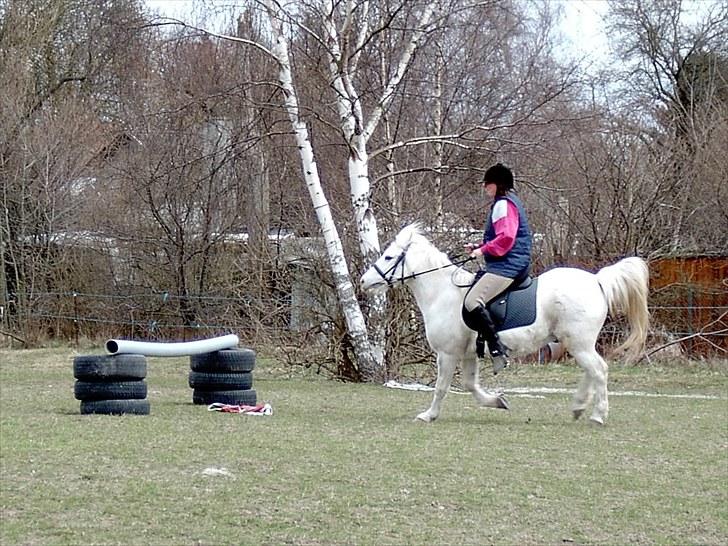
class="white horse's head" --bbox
[360,223,429,291]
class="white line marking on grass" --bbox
[383,381,725,400]
[201,467,234,477]
[504,387,724,400]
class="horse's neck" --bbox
[407,268,465,319]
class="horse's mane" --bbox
[395,222,436,254]
[395,222,426,247]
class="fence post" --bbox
[73,292,79,346]
[687,286,694,353]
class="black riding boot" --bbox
[472,305,510,375]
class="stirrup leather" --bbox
[475,334,486,358]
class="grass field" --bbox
[1,346,726,545]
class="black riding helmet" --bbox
[483,163,514,192]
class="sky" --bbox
[144,0,613,70]
[146,0,197,19]
[556,0,611,69]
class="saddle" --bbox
[462,271,539,332]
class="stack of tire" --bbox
[189,348,257,406]
[73,354,150,415]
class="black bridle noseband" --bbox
[372,245,474,287]
[372,249,408,287]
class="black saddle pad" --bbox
[486,277,538,331]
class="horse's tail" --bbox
[596,257,650,362]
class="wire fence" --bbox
[1,290,292,344]
[1,290,726,361]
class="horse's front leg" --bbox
[461,354,510,411]
[416,352,456,423]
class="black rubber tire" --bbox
[192,389,257,406]
[188,371,253,390]
[190,348,256,373]
[74,380,148,401]
[73,354,147,381]
[80,399,150,415]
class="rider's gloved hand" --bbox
[465,243,484,259]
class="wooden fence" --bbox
[649,256,727,356]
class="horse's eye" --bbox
[384,256,393,261]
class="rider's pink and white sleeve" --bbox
[481,200,520,257]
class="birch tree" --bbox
[186,0,441,378]
[260,0,380,379]
[317,0,437,370]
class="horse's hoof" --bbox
[589,416,605,426]
[572,408,584,420]
[415,413,435,423]
[496,394,510,410]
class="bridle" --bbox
[372,244,474,287]
[372,248,408,286]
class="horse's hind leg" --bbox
[416,352,456,423]
[573,349,609,425]
[461,355,509,411]
[571,373,594,421]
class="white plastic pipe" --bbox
[105,334,239,357]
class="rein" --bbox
[374,248,474,286]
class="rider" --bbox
[464,163,532,373]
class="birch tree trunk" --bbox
[264,1,378,379]
[322,1,437,371]
[433,47,444,228]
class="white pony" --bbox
[360,223,650,425]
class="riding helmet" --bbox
[483,163,514,191]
